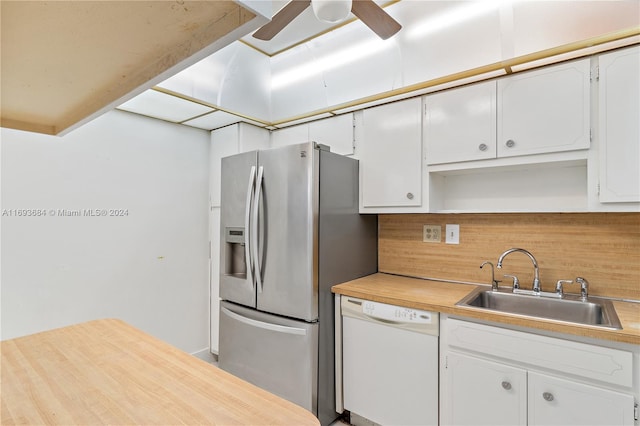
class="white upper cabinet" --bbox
[270,124,308,149]
[597,45,640,203]
[426,59,591,166]
[270,114,355,156]
[309,114,354,156]
[359,98,423,210]
[425,81,497,165]
[497,59,591,157]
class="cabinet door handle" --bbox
[478,143,488,152]
[406,192,414,200]
[501,381,512,390]
[505,139,516,148]
[542,392,554,402]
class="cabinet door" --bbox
[238,122,270,153]
[210,125,240,207]
[444,352,527,426]
[271,124,309,148]
[497,59,590,157]
[361,98,422,207]
[598,46,640,203]
[425,81,496,164]
[528,371,635,426]
[209,207,220,354]
[309,113,354,156]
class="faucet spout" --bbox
[480,261,499,291]
[496,248,541,293]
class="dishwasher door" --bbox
[340,296,439,426]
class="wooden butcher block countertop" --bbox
[332,273,640,345]
[0,319,320,426]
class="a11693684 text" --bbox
[1,209,129,217]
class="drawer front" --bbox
[444,318,633,388]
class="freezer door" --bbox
[256,142,319,321]
[219,301,319,413]
[220,151,258,308]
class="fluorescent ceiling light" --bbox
[408,0,514,40]
[271,38,395,90]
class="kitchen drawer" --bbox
[444,318,633,388]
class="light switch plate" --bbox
[445,224,460,244]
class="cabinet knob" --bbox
[501,381,512,390]
[478,143,488,152]
[505,139,516,148]
[406,192,414,200]
[542,392,554,402]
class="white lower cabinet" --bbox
[441,317,637,426]
[445,352,527,426]
[528,371,635,426]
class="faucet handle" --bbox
[575,277,589,300]
[555,280,573,298]
[503,274,520,291]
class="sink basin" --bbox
[456,288,622,330]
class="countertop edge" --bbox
[332,273,640,346]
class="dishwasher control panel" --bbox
[341,296,439,335]
[362,300,433,324]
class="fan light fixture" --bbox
[311,0,353,23]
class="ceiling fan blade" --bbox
[351,0,401,40]
[253,0,312,41]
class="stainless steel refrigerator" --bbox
[218,142,377,426]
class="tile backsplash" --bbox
[379,213,640,300]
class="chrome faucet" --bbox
[480,261,499,291]
[496,248,541,294]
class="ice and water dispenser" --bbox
[224,227,247,278]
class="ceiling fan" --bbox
[253,0,402,41]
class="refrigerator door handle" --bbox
[221,306,307,336]
[253,166,264,293]
[244,166,256,288]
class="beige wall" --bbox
[379,213,640,300]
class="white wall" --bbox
[0,110,211,355]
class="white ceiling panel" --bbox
[183,110,265,130]
[117,90,214,123]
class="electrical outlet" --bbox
[423,225,441,243]
[445,224,460,244]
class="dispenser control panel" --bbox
[225,227,245,244]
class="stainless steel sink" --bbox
[456,288,622,329]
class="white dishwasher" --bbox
[338,295,439,426]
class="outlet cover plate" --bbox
[423,225,441,243]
